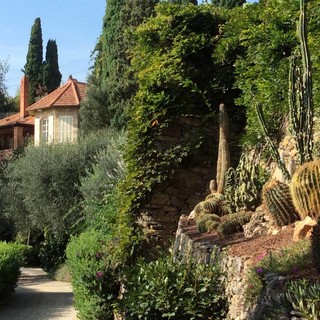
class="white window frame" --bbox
[59,115,73,143]
[41,118,49,143]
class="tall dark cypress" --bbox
[212,0,245,8]
[24,18,43,103]
[43,40,62,93]
[80,0,159,132]
[170,0,198,4]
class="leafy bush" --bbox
[0,242,31,301]
[245,240,311,306]
[122,254,227,320]
[80,131,125,219]
[38,233,67,273]
[66,192,134,320]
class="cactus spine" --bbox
[216,103,230,194]
[262,180,299,227]
[289,0,314,165]
[290,160,320,220]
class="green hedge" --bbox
[0,242,31,301]
[122,255,228,320]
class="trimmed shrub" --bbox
[122,255,227,320]
[0,242,31,301]
[66,192,133,320]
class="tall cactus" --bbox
[290,160,320,220]
[256,0,314,177]
[289,0,314,165]
[262,179,299,227]
[256,104,291,181]
[224,151,269,212]
[216,103,230,194]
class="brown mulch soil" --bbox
[181,217,295,262]
[180,216,320,280]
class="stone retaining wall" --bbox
[174,216,252,320]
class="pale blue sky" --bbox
[1,0,257,96]
[1,0,106,96]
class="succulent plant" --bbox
[290,160,320,220]
[216,103,230,194]
[196,213,221,233]
[224,153,269,212]
[263,179,299,227]
[216,211,253,237]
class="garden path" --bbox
[0,267,77,320]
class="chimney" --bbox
[20,76,29,119]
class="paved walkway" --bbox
[0,268,77,320]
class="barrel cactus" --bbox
[263,179,299,227]
[196,213,221,233]
[216,211,253,237]
[290,160,320,220]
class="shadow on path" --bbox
[0,268,77,320]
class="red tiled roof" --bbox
[27,77,86,113]
[0,113,34,127]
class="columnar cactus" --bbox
[263,179,299,227]
[289,0,314,165]
[290,160,320,220]
[216,103,230,194]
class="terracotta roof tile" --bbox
[27,77,86,113]
[0,113,34,127]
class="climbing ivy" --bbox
[119,3,241,217]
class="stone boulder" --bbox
[293,216,317,242]
[243,206,274,238]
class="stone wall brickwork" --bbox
[138,114,243,245]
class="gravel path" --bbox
[0,267,77,320]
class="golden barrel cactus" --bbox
[290,160,320,220]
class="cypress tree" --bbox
[80,0,158,132]
[212,0,245,8]
[24,17,43,103]
[43,40,62,93]
[170,0,198,4]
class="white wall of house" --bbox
[34,107,79,146]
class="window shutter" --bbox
[48,115,54,143]
[35,117,40,146]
